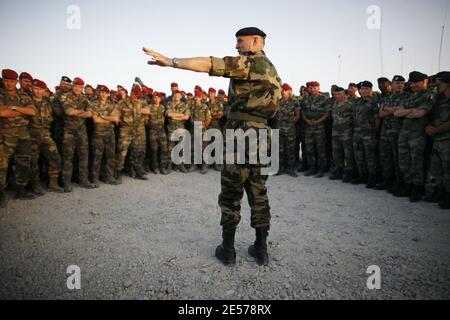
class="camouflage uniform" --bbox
[191,102,211,172]
[378,91,409,184]
[87,100,117,183]
[278,96,299,170]
[208,99,223,130]
[209,50,282,231]
[331,100,355,175]
[300,94,329,172]
[427,95,450,203]
[29,97,62,187]
[0,89,36,191]
[116,98,149,176]
[352,96,379,180]
[61,92,91,186]
[166,101,190,167]
[147,102,169,171]
[398,89,433,186]
[49,90,69,154]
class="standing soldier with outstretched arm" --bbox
[143,27,282,266]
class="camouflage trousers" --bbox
[51,117,64,154]
[167,124,187,165]
[279,127,297,168]
[332,132,355,172]
[62,128,90,184]
[91,128,116,181]
[379,133,401,181]
[218,120,271,231]
[353,131,377,176]
[0,127,32,190]
[427,140,450,192]
[305,125,327,169]
[295,121,306,165]
[147,125,169,169]
[30,129,61,182]
[116,126,146,174]
[398,131,426,185]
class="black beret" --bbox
[348,83,357,87]
[377,77,390,83]
[334,86,345,92]
[356,82,363,89]
[392,75,406,82]
[436,71,450,81]
[235,27,267,38]
[408,71,428,83]
[438,72,450,84]
[61,76,72,83]
[361,81,373,88]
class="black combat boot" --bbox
[366,174,377,189]
[160,166,169,175]
[48,178,64,193]
[0,190,7,208]
[394,183,412,198]
[31,179,46,196]
[375,177,394,191]
[15,186,37,200]
[115,170,122,185]
[214,164,223,171]
[304,167,317,177]
[409,185,422,203]
[315,168,325,178]
[423,187,446,203]
[79,179,95,189]
[151,159,159,174]
[297,163,308,173]
[286,166,298,178]
[200,164,208,175]
[351,174,367,185]
[439,192,450,209]
[215,229,237,266]
[135,171,148,180]
[330,169,343,180]
[342,170,353,183]
[275,165,285,176]
[248,227,269,266]
[387,178,401,194]
[91,179,100,188]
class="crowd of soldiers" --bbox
[0,68,449,210]
[276,71,450,210]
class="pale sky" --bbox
[1,0,449,94]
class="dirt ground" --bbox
[0,170,449,300]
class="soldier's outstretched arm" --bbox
[143,47,212,73]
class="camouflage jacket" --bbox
[300,94,330,123]
[87,100,118,132]
[401,89,433,134]
[166,101,190,128]
[62,92,90,131]
[431,95,450,141]
[29,98,53,130]
[331,100,354,136]
[0,88,36,129]
[208,99,224,120]
[209,50,282,120]
[278,96,299,130]
[191,103,211,128]
[117,97,148,129]
[380,91,409,136]
[353,96,379,134]
[147,103,166,128]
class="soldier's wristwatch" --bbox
[172,58,181,68]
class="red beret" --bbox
[73,77,85,86]
[132,84,142,98]
[98,85,110,93]
[218,89,225,95]
[19,72,33,81]
[174,90,182,94]
[55,86,61,91]
[85,84,94,90]
[171,82,178,88]
[282,83,292,91]
[195,85,202,90]
[2,69,18,80]
[32,79,47,89]
[187,93,193,97]
[310,81,320,87]
[181,91,186,95]
[142,86,153,95]
[195,91,202,98]
[208,87,216,93]
[155,92,164,98]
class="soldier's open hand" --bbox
[143,47,172,67]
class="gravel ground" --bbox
[0,170,449,300]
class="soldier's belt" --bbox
[228,112,268,124]
[0,126,29,134]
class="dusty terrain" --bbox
[0,170,449,300]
